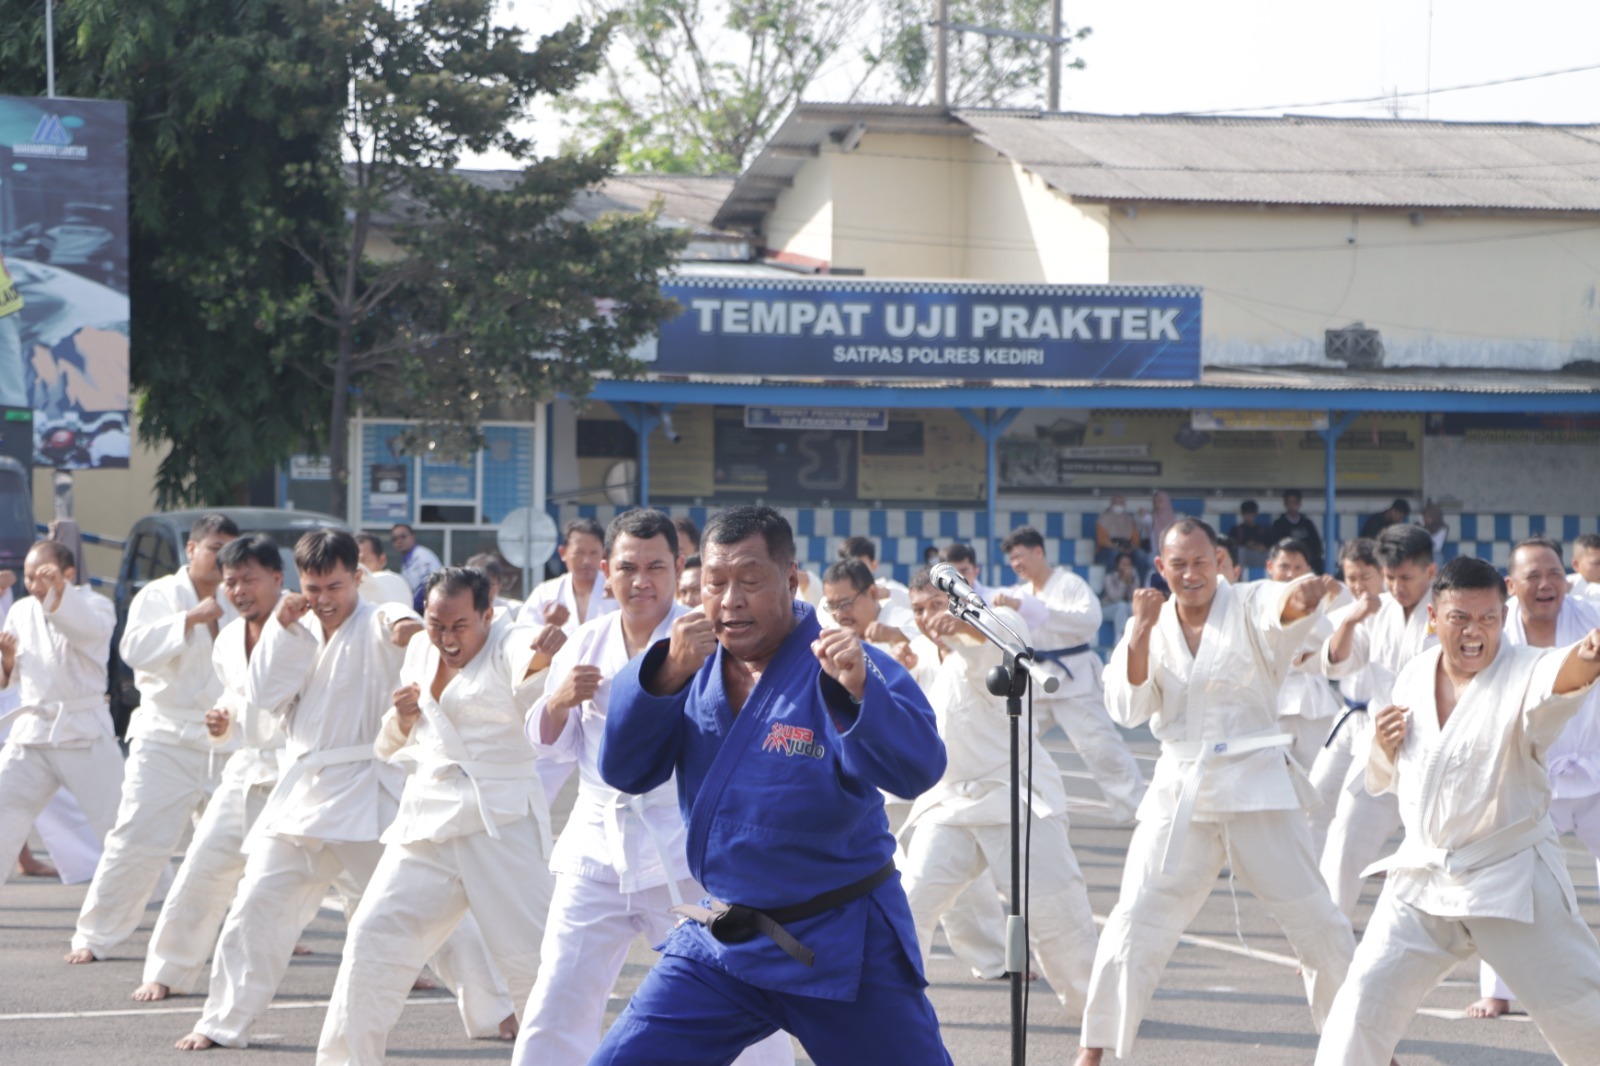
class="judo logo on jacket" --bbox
[762,722,826,759]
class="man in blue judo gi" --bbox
[595,505,955,1065]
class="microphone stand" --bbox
[944,596,1057,1066]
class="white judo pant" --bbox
[1317,859,1600,1065]
[1082,807,1355,1059]
[33,786,103,883]
[193,834,510,1049]
[1307,711,1363,862]
[72,736,220,956]
[902,814,1096,1017]
[1479,793,1600,1003]
[512,873,795,1066]
[141,776,303,993]
[942,872,1008,979]
[317,816,552,1065]
[1037,692,1146,824]
[1318,733,1403,920]
[0,737,123,890]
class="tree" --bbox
[567,0,877,173]
[869,0,1090,109]
[297,0,685,514]
[0,0,344,505]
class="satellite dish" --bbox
[604,460,637,506]
[496,507,559,570]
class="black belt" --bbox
[1323,699,1370,748]
[670,860,896,967]
[1036,643,1092,679]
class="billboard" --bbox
[0,96,130,469]
[644,277,1203,382]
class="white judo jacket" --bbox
[121,569,237,751]
[1,584,115,747]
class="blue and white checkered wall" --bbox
[552,501,1600,588]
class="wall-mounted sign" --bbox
[744,406,888,431]
[646,278,1202,382]
[1192,409,1330,432]
[289,454,331,481]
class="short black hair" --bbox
[941,542,978,567]
[1283,489,1303,503]
[465,551,512,583]
[564,517,605,546]
[391,522,415,535]
[823,558,874,594]
[1267,538,1309,564]
[190,513,240,543]
[838,536,877,562]
[354,532,386,560]
[703,506,794,568]
[1433,556,1507,601]
[1216,540,1239,567]
[1160,517,1218,551]
[908,565,935,594]
[27,539,74,570]
[1510,536,1564,568]
[671,516,700,552]
[1575,533,1600,554]
[1390,498,1412,516]
[295,528,359,575]
[1376,524,1433,569]
[219,533,283,573]
[425,565,492,613]
[1000,526,1045,553]
[1240,500,1259,515]
[1338,538,1380,571]
[605,508,679,560]
[683,553,701,570]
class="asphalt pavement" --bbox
[0,725,1580,1065]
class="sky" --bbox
[479,0,1600,167]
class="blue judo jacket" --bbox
[601,602,947,1001]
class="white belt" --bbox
[391,748,539,841]
[1362,815,1554,879]
[1159,732,1294,876]
[578,782,685,905]
[247,743,375,846]
[0,694,108,745]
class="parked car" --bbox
[109,508,347,736]
[0,456,34,575]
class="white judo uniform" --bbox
[1479,595,1600,1004]
[898,608,1097,1017]
[1082,577,1354,1060]
[519,572,615,633]
[1316,642,1600,1065]
[318,614,558,1064]
[512,606,792,1066]
[190,598,509,1049]
[139,613,295,994]
[1015,567,1145,824]
[359,566,413,607]
[72,569,234,957]
[1568,573,1600,608]
[1318,591,1435,917]
[1278,596,1344,778]
[0,584,122,892]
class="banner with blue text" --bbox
[647,277,1202,382]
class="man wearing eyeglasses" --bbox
[820,559,917,672]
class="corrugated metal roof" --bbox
[955,111,1600,211]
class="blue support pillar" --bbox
[1317,410,1359,573]
[606,402,664,508]
[956,407,1023,586]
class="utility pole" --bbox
[44,0,56,97]
[1047,0,1062,111]
[934,0,948,109]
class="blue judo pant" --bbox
[591,904,953,1066]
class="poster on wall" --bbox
[999,409,1422,494]
[0,96,130,469]
[857,410,984,502]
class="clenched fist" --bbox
[523,623,567,679]
[542,601,570,628]
[390,617,423,647]
[1350,591,1383,623]
[812,627,867,702]
[548,665,603,715]
[277,593,311,628]
[1130,587,1164,629]
[1287,574,1341,617]
[393,683,423,735]
[1373,703,1410,763]
[187,596,224,634]
[205,708,231,738]
[0,630,16,676]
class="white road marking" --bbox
[0,996,456,1023]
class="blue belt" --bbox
[1323,699,1369,748]
[1036,643,1092,680]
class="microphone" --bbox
[929,563,986,610]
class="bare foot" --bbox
[497,1013,518,1041]
[292,943,313,956]
[18,846,57,878]
[1465,996,1510,1018]
[1074,1049,1104,1066]
[131,981,170,1002]
[63,948,96,965]
[412,973,440,992]
[175,1033,215,1051]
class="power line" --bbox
[1179,61,1600,117]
